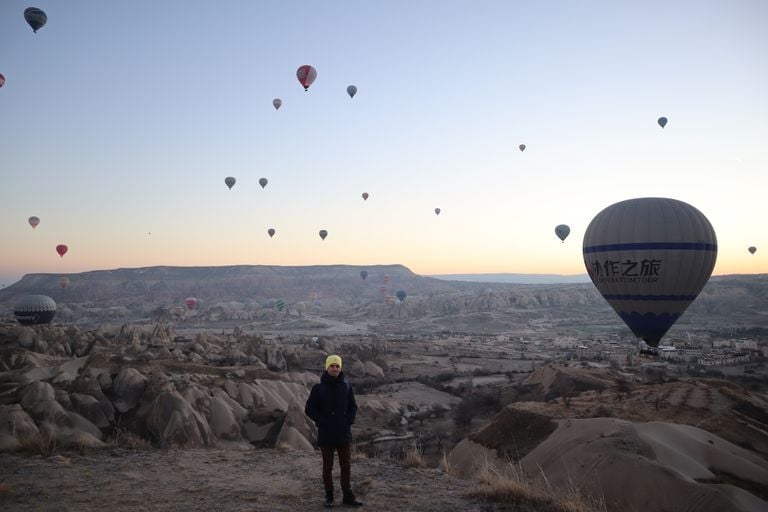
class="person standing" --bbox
[305,355,363,508]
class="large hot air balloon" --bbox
[347,85,357,98]
[396,290,406,302]
[225,176,236,189]
[58,276,70,289]
[14,295,56,325]
[185,297,198,310]
[362,192,369,201]
[657,117,668,129]
[273,98,282,110]
[319,230,328,240]
[24,7,47,33]
[56,244,68,257]
[519,144,526,152]
[28,216,40,229]
[360,270,368,280]
[296,65,317,91]
[0,73,5,88]
[583,197,717,348]
[275,298,286,311]
[748,246,757,255]
[434,208,441,216]
[555,224,570,242]
[268,228,276,238]
[259,178,268,189]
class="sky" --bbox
[1,0,767,287]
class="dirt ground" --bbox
[0,447,505,512]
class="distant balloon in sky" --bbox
[360,270,368,280]
[347,85,357,98]
[319,229,328,240]
[185,297,198,310]
[583,197,717,348]
[555,224,571,242]
[296,65,317,91]
[24,7,47,33]
[273,98,282,110]
[59,276,70,289]
[225,176,236,189]
[396,290,406,302]
[657,116,668,128]
[434,208,441,216]
[56,244,68,258]
[748,246,757,255]
[259,178,268,189]
[268,228,276,238]
[0,73,5,88]
[519,144,526,152]
[28,216,40,229]
[362,192,369,201]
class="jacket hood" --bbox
[321,370,346,384]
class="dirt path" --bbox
[1,448,502,511]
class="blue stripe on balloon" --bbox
[603,294,698,301]
[583,242,717,254]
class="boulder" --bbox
[349,360,367,378]
[0,404,41,451]
[112,368,147,413]
[146,391,214,448]
[70,393,113,429]
[364,361,385,378]
[264,347,287,372]
[209,396,242,440]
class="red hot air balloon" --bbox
[296,65,317,91]
[56,244,68,257]
[362,192,369,200]
[185,297,198,310]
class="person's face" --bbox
[327,363,341,377]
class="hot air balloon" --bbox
[555,224,571,242]
[362,192,369,201]
[268,228,276,238]
[434,208,441,216]
[28,216,40,229]
[360,270,368,280]
[583,197,717,348]
[296,65,317,91]
[347,85,357,98]
[319,230,328,240]
[259,178,268,189]
[185,297,198,310]
[24,7,47,33]
[275,298,286,311]
[14,295,56,325]
[748,246,757,255]
[273,98,282,110]
[56,244,68,257]
[383,274,390,285]
[58,276,70,289]
[225,176,236,189]
[657,117,668,128]
[0,73,5,88]
[519,144,526,152]
[396,290,406,302]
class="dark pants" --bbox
[320,443,351,494]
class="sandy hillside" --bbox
[1,447,507,512]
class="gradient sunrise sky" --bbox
[1,0,766,287]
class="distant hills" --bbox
[430,273,591,284]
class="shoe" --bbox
[324,492,334,508]
[342,490,363,507]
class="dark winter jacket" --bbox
[304,371,358,446]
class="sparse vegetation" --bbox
[402,443,425,468]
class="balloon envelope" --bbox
[59,276,70,289]
[0,73,5,88]
[583,197,717,347]
[185,297,197,310]
[28,216,40,229]
[519,144,526,152]
[319,229,328,240]
[14,295,56,325]
[24,7,47,33]
[434,208,441,215]
[748,246,757,255]
[347,85,357,98]
[56,244,68,257]
[268,228,276,238]
[555,224,571,242]
[396,290,406,302]
[658,116,668,128]
[296,65,317,91]
[225,177,236,189]
[273,98,282,110]
[259,178,268,188]
[275,299,286,311]
[362,192,369,200]
[360,270,368,280]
